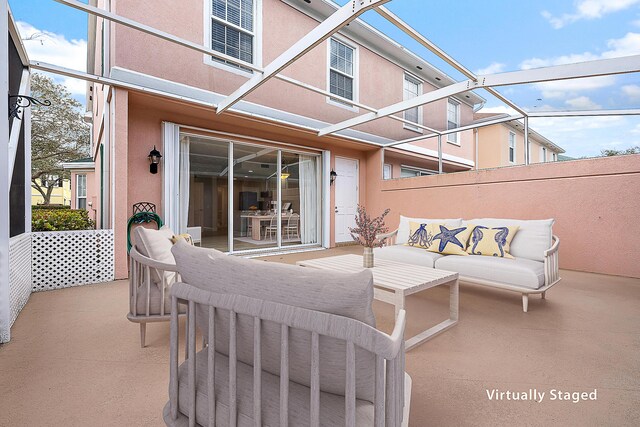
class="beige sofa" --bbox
[375,216,561,312]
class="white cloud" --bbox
[565,96,602,109]
[529,115,636,157]
[476,62,506,75]
[521,32,640,69]
[519,32,640,99]
[534,77,616,99]
[520,53,599,69]
[622,84,640,100]
[530,116,625,134]
[601,32,640,58]
[17,21,87,97]
[542,0,640,29]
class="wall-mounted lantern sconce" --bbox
[330,169,337,186]
[148,146,162,174]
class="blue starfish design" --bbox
[433,225,467,252]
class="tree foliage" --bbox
[600,146,640,157]
[31,73,90,204]
[32,209,95,231]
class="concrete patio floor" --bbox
[1,245,639,426]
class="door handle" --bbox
[334,207,339,213]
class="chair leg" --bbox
[522,294,529,313]
[140,323,147,348]
[541,291,546,299]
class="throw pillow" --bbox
[467,225,520,258]
[170,233,194,245]
[406,221,440,249]
[426,224,472,256]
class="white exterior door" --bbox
[334,157,359,243]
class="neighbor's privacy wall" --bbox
[366,154,640,278]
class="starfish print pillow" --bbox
[426,224,473,256]
[466,225,519,258]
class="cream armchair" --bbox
[128,226,183,347]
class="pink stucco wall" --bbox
[366,154,640,278]
[113,89,129,279]
[108,91,378,278]
[106,0,477,162]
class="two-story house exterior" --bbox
[87,0,485,277]
[474,113,565,169]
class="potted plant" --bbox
[349,205,390,268]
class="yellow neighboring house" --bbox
[474,113,565,169]
[31,177,72,206]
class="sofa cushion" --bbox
[465,219,554,262]
[466,225,520,259]
[133,226,177,285]
[374,244,444,268]
[171,242,376,402]
[132,280,186,316]
[165,348,374,426]
[134,280,169,316]
[435,255,545,290]
[396,215,463,245]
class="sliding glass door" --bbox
[233,144,279,252]
[183,135,229,252]
[281,151,320,247]
[180,132,321,253]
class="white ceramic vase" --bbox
[363,247,374,268]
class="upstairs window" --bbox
[211,0,255,68]
[403,73,422,132]
[329,38,355,103]
[509,132,516,163]
[447,99,460,144]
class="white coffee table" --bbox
[297,254,459,351]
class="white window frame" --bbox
[446,99,461,145]
[400,165,437,177]
[383,163,392,180]
[541,146,547,162]
[326,36,359,112]
[403,72,423,133]
[76,174,87,210]
[508,131,516,164]
[203,0,263,77]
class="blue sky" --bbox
[10,0,640,158]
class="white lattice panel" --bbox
[9,233,32,327]
[32,230,115,291]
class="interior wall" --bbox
[366,154,640,278]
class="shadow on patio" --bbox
[1,245,638,426]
